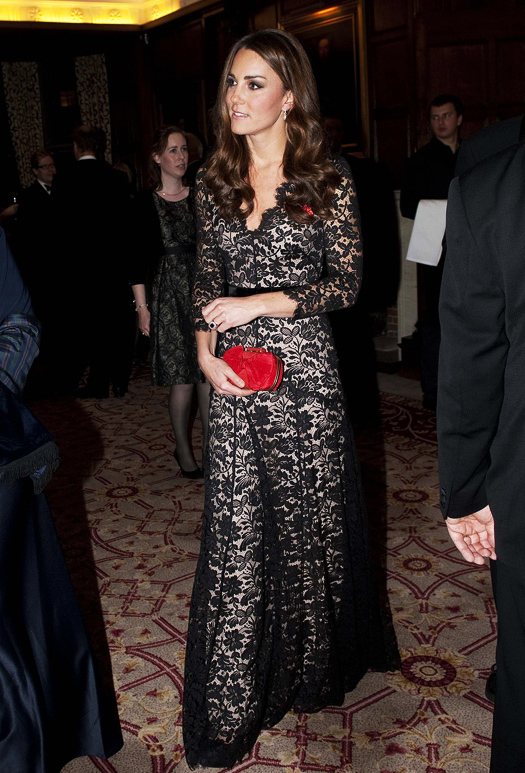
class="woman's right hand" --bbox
[199,352,254,397]
[138,306,151,337]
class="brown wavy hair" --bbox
[204,29,340,224]
[148,125,187,190]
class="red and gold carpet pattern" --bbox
[31,370,495,773]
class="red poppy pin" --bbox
[302,205,314,216]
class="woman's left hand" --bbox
[202,296,261,333]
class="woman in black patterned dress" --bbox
[183,30,398,768]
[131,127,209,477]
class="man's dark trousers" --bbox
[491,560,525,771]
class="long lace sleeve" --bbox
[193,170,225,331]
[282,160,362,318]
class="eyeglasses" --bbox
[37,163,56,169]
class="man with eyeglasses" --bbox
[17,148,56,262]
[17,148,57,281]
[31,150,56,191]
[17,150,56,225]
[400,93,464,412]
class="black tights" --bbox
[169,383,210,471]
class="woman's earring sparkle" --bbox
[283,110,288,121]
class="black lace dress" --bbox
[183,160,399,769]
[150,193,202,385]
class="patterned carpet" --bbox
[30,368,495,773]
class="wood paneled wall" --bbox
[369,0,525,185]
[0,25,144,192]
[2,0,525,193]
[144,1,248,149]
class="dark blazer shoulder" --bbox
[57,158,125,185]
[458,140,524,199]
[409,139,434,159]
[406,138,450,164]
[19,181,47,205]
[455,115,524,176]
[466,115,522,156]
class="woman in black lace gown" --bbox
[183,30,399,768]
[131,127,209,477]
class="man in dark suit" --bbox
[438,141,525,771]
[14,150,63,393]
[21,148,56,203]
[52,124,133,398]
[16,150,56,310]
[450,113,525,706]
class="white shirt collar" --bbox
[79,155,97,161]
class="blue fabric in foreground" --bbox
[0,479,123,773]
[0,381,58,492]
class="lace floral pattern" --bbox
[184,159,399,769]
[150,193,203,386]
[193,160,363,329]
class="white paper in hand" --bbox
[406,199,447,266]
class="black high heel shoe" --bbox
[173,449,203,479]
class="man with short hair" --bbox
[11,150,59,391]
[16,150,57,309]
[17,149,56,226]
[400,94,464,411]
[71,123,104,161]
[52,124,133,398]
[401,94,464,218]
[429,94,464,150]
[30,149,56,191]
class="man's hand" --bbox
[446,505,496,564]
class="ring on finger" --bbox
[208,320,217,330]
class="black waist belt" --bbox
[228,284,290,297]
[165,245,194,257]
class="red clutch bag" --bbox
[222,346,284,391]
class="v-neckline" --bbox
[242,180,289,234]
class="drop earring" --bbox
[283,110,288,121]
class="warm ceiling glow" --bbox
[314,6,339,14]
[0,0,202,25]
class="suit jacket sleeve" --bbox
[437,176,508,518]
